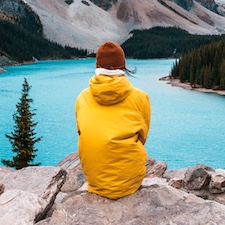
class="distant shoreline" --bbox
[0,56,94,73]
[160,76,225,96]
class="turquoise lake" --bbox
[0,58,225,170]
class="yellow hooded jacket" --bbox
[75,74,151,199]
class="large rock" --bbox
[209,169,225,194]
[183,164,213,190]
[164,164,225,203]
[57,152,85,193]
[0,166,66,224]
[49,152,85,210]
[145,157,167,178]
[36,178,225,225]
[57,152,81,171]
[2,153,225,225]
[163,167,187,189]
[0,189,43,225]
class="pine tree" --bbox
[2,78,41,170]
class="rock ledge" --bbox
[1,153,225,225]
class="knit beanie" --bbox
[96,42,126,69]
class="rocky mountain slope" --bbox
[20,0,225,51]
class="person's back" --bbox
[75,42,151,199]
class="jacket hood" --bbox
[89,75,133,105]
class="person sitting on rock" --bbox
[75,41,151,199]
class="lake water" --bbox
[1,58,225,170]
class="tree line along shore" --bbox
[170,38,225,92]
[2,17,225,96]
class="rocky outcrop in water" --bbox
[1,153,225,224]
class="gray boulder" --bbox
[183,164,213,190]
[0,189,43,225]
[0,166,66,224]
[209,169,225,194]
[146,157,167,178]
[164,164,225,203]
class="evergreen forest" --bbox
[121,27,225,59]
[0,0,87,63]
[170,39,225,90]
[0,20,87,62]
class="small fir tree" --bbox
[2,78,41,170]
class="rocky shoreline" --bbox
[0,55,38,73]
[0,55,17,67]
[1,153,225,224]
[160,76,225,96]
[0,55,17,73]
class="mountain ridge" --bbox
[1,0,225,52]
[20,0,225,51]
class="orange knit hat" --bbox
[96,42,126,69]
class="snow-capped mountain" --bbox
[22,0,225,51]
